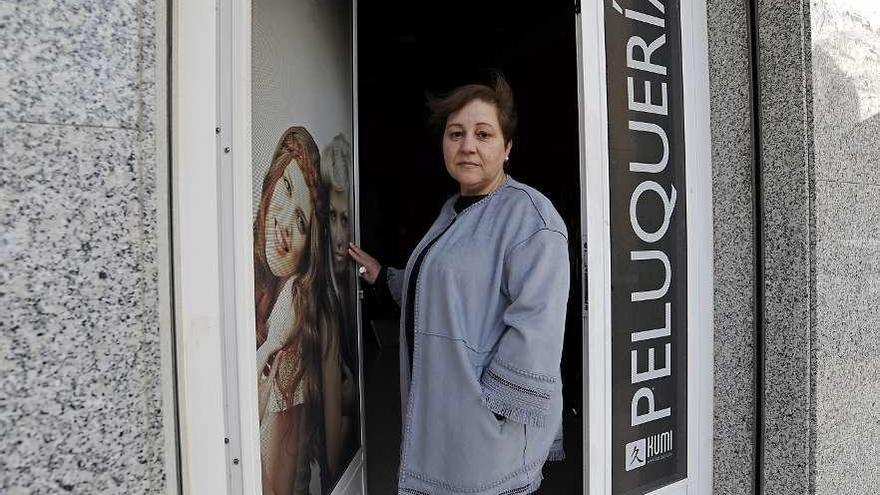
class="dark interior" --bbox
[357,1,583,492]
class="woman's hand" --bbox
[257,363,278,424]
[347,242,381,285]
[256,314,295,375]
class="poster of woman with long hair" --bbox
[253,127,358,495]
[251,0,356,490]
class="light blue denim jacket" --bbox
[385,176,570,495]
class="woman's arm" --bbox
[257,367,273,424]
[256,341,278,376]
[321,321,344,478]
[383,267,404,306]
[260,405,301,495]
[480,228,570,428]
[257,302,300,374]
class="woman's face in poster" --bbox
[328,188,350,277]
[264,159,313,278]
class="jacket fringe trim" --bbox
[481,391,547,428]
[504,475,543,495]
[546,448,566,462]
[401,476,542,495]
[480,366,551,428]
[546,434,565,462]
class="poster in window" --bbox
[252,1,358,493]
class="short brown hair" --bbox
[427,73,517,145]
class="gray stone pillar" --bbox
[754,1,814,493]
[707,0,758,493]
[754,1,880,494]
[0,1,174,493]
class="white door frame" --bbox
[172,0,263,492]
[579,0,713,493]
[680,0,715,491]
[171,0,230,493]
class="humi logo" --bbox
[625,430,673,471]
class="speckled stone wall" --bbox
[0,1,170,494]
[753,1,814,493]
[706,0,757,493]
[810,1,880,493]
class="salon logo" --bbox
[625,438,646,471]
[625,430,673,471]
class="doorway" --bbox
[356,1,584,493]
[188,0,716,491]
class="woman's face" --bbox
[442,99,512,195]
[264,159,313,278]
[328,188,350,277]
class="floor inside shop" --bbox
[357,1,584,492]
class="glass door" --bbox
[186,0,363,493]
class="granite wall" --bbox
[752,0,814,493]
[810,1,880,493]
[754,0,880,493]
[706,0,758,493]
[0,1,173,494]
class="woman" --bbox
[253,126,344,495]
[320,133,358,457]
[349,75,569,495]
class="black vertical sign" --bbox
[604,0,688,493]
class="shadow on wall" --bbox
[812,44,880,179]
[812,46,860,172]
[812,1,880,182]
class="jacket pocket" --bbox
[471,359,507,430]
[404,336,525,490]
